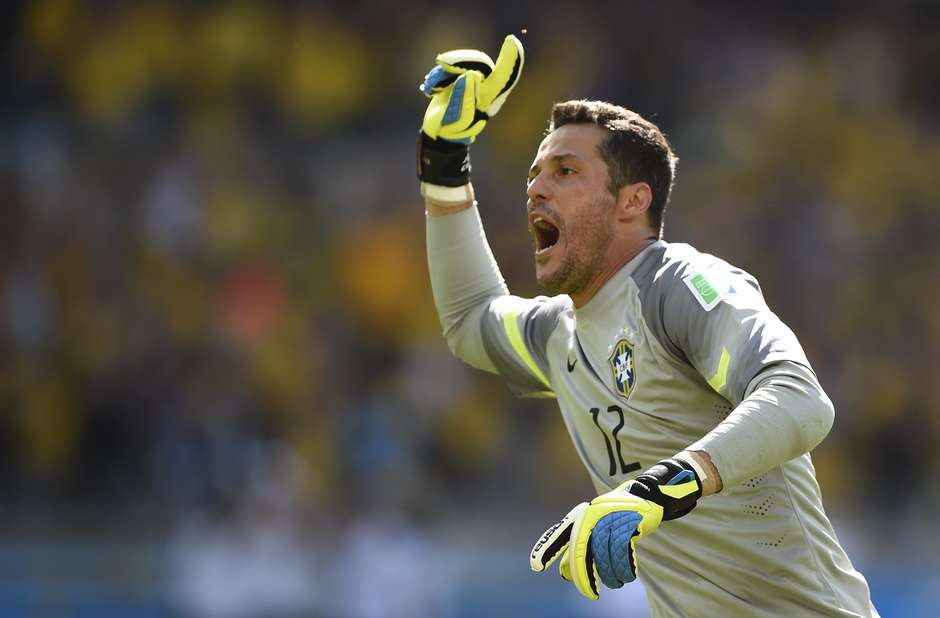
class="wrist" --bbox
[677,450,722,496]
[421,181,475,206]
[417,131,472,190]
[627,458,703,521]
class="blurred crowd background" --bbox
[2,1,939,616]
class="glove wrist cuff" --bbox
[674,451,708,485]
[421,181,474,204]
[417,131,471,187]
[628,458,703,522]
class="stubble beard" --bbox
[537,193,615,297]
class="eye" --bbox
[559,167,576,176]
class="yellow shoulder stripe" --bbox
[502,307,552,391]
[707,347,731,394]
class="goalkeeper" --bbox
[419,35,879,616]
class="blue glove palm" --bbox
[591,510,644,589]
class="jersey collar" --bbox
[575,240,667,320]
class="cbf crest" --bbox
[609,338,636,398]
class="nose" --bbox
[526,171,550,203]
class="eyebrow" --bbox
[528,153,583,176]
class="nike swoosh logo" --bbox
[567,357,577,372]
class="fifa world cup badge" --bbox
[609,338,636,398]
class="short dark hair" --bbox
[549,100,678,237]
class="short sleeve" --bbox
[477,294,569,398]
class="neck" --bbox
[570,237,657,308]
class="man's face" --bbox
[526,124,616,296]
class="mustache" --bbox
[527,202,564,231]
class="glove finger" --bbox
[591,516,622,590]
[478,34,524,116]
[591,511,643,590]
[419,65,460,96]
[441,74,473,126]
[422,73,486,142]
[530,502,585,573]
[627,536,640,581]
[558,547,572,581]
[436,48,495,77]
[584,531,601,599]
[567,502,601,600]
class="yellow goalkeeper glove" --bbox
[417,35,524,202]
[530,458,702,600]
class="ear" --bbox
[615,182,653,222]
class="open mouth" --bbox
[532,216,560,255]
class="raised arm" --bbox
[418,36,562,398]
[416,34,523,361]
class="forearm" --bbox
[426,200,509,371]
[686,361,835,492]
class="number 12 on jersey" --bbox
[589,405,640,476]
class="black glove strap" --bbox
[417,131,471,187]
[628,458,703,521]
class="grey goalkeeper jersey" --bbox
[428,206,878,618]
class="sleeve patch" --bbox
[682,271,729,312]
